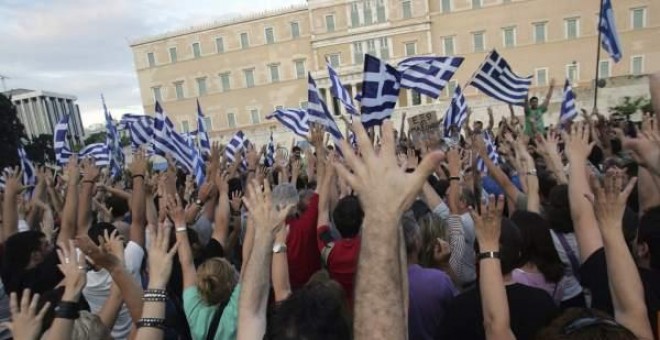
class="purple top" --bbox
[512,268,564,304]
[408,264,457,340]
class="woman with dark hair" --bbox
[511,211,567,304]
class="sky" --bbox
[0,0,305,129]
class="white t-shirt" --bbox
[83,241,144,340]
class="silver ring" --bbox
[64,258,70,264]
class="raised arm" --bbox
[317,156,335,228]
[166,195,197,289]
[25,168,48,229]
[129,151,148,247]
[48,240,87,340]
[58,156,79,243]
[486,107,495,132]
[1,168,22,242]
[590,171,652,339]
[541,78,556,109]
[474,137,522,203]
[76,159,100,237]
[333,120,443,339]
[212,173,231,249]
[271,225,291,302]
[536,130,568,184]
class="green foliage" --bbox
[120,135,130,148]
[84,132,106,145]
[609,96,653,116]
[24,134,55,165]
[0,94,27,170]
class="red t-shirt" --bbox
[286,193,322,290]
[317,224,361,304]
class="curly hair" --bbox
[196,257,237,305]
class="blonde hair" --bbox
[197,257,237,305]
[72,311,111,340]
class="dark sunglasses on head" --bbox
[562,316,626,335]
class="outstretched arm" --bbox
[59,157,80,243]
[541,78,556,109]
[129,151,148,247]
[1,168,22,242]
[76,160,100,237]
[474,137,522,203]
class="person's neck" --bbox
[520,262,540,273]
[503,273,515,285]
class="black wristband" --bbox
[449,176,461,182]
[405,168,415,173]
[477,251,500,261]
[55,301,79,319]
[136,318,166,330]
[132,174,145,180]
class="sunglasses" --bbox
[562,316,626,335]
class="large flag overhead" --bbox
[469,50,532,106]
[599,0,622,63]
[327,62,358,115]
[224,130,247,164]
[102,95,123,178]
[54,115,73,166]
[308,74,343,140]
[397,56,464,99]
[153,102,195,173]
[266,108,309,139]
[119,114,154,150]
[443,85,468,137]
[79,143,111,166]
[477,133,499,173]
[359,54,401,128]
[559,79,578,127]
[265,131,275,167]
[17,146,36,191]
[196,99,211,158]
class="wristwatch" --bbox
[273,243,288,254]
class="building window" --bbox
[402,0,412,19]
[326,15,336,32]
[405,42,417,56]
[631,8,646,30]
[535,68,548,86]
[364,1,373,25]
[147,52,156,67]
[366,39,377,56]
[181,120,190,133]
[503,26,516,48]
[376,0,386,22]
[250,109,260,124]
[351,2,360,27]
[379,37,389,60]
[443,36,455,55]
[227,113,236,128]
[353,42,364,64]
[265,27,275,44]
[269,64,280,83]
[219,72,231,92]
[151,86,162,102]
[565,18,579,39]
[240,33,249,49]
[291,22,300,38]
[328,53,341,67]
[192,42,201,58]
[631,55,644,75]
[447,80,458,97]
[202,117,212,131]
[412,91,422,105]
[215,37,224,53]
[473,31,485,52]
[472,0,481,9]
[196,77,207,96]
[441,0,451,13]
[169,47,178,63]
[174,81,184,100]
[599,60,611,79]
[295,59,306,79]
[533,22,547,43]
[300,101,309,109]
[244,69,255,88]
[566,63,579,83]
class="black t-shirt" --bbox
[440,283,559,340]
[580,247,660,336]
[0,248,62,294]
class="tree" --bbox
[84,132,106,145]
[0,94,27,170]
[610,96,652,117]
[24,134,55,165]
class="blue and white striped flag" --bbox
[599,0,622,63]
[17,146,36,192]
[469,50,532,106]
[225,130,247,164]
[265,132,275,167]
[398,56,464,99]
[308,74,343,140]
[79,143,111,166]
[443,85,468,137]
[559,79,578,127]
[196,99,211,158]
[153,102,195,173]
[477,133,499,173]
[54,115,73,166]
[266,108,309,139]
[359,54,402,128]
[0,167,11,191]
[348,115,357,149]
[102,95,123,178]
[183,131,205,186]
[327,63,358,115]
[119,114,154,151]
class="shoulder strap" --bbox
[321,242,336,268]
[555,233,581,281]
[206,299,229,340]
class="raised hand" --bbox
[146,223,179,289]
[446,147,461,176]
[562,122,595,162]
[309,123,325,149]
[470,195,505,251]
[2,289,50,340]
[214,172,229,196]
[56,239,87,301]
[230,190,243,211]
[197,181,216,204]
[166,195,186,226]
[242,179,293,235]
[130,149,148,177]
[80,158,100,183]
[65,155,80,183]
[102,229,125,265]
[4,166,24,196]
[588,170,637,233]
[75,234,121,272]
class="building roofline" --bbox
[8,89,78,101]
[129,3,308,47]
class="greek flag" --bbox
[348,115,357,149]
[266,108,309,139]
[398,56,464,99]
[327,63,358,115]
[560,79,578,127]
[183,131,205,186]
[17,146,36,191]
[599,0,622,63]
[308,74,343,140]
[477,133,499,173]
[0,167,11,190]
[359,54,402,128]
[153,102,195,173]
[79,143,111,166]
[119,114,154,150]
[265,132,275,167]
[443,85,468,137]
[225,130,247,163]
[196,99,211,158]
[54,115,73,166]
[102,95,123,178]
[469,50,532,106]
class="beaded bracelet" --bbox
[136,318,166,330]
[143,289,167,302]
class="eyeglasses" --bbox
[562,316,625,335]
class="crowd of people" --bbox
[0,73,659,340]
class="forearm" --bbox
[212,195,230,248]
[483,155,520,202]
[26,183,46,228]
[130,177,146,246]
[237,234,274,340]
[638,168,660,214]
[526,175,540,213]
[184,204,201,224]
[272,251,291,302]
[58,180,79,243]
[567,159,602,261]
[354,215,405,340]
[97,285,123,330]
[421,183,442,209]
[175,226,197,288]
[546,152,568,184]
[2,192,18,241]
[109,266,144,322]
[76,183,94,236]
[479,254,515,340]
[146,194,158,227]
[48,287,80,340]
[47,186,64,213]
[105,186,131,202]
[135,300,166,340]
